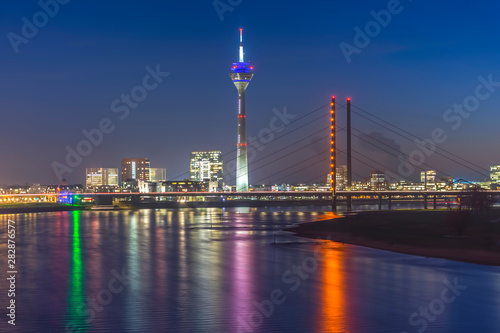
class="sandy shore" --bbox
[287,210,500,266]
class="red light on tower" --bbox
[330,96,336,206]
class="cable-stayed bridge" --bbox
[2,98,497,211]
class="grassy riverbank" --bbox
[287,209,500,266]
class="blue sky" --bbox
[0,0,499,184]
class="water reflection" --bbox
[319,243,345,332]
[0,208,499,333]
[231,239,254,331]
[126,213,141,331]
[66,211,88,332]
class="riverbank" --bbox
[0,204,85,214]
[287,209,500,266]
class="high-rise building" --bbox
[190,151,223,192]
[86,168,119,187]
[370,170,387,191]
[336,165,347,190]
[230,28,254,192]
[326,166,347,191]
[149,168,166,182]
[121,158,150,184]
[420,170,437,184]
[491,165,500,183]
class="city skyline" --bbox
[2,163,500,191]
[1,1,499,185]
[3,3,500,333]
[1,154,500,188]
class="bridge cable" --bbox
[351,104,490,179]
[168,103,334,181]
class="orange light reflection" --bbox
[318,229,345,332]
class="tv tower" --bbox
[230,28,254,192]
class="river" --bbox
[0,207,499,332]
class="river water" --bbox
[0,207,499,333]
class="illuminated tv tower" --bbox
[230,28,254,192]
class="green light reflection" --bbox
[66,211,88,332]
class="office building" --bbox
[190,151,223,192]
[162,180,206,192]
[370,170,387,191]
[150,168,166,182]
[491,165,500,183]
[421,170,437,186]
[121,158,150,183]
[336,165,347,190]
[86,168,119,187]
[326,165,347,191]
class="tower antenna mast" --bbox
[239,28,244,62]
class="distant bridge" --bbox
[3,190,500,198]
[2,191,497,210]
[87,190,500,209]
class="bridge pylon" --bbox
[330,96,336,211]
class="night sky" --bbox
[1,0,499,185]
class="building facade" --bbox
[162,180,206,192]
[86,168,119,187]
[150,168,166,182]
[421,170,437,187]
[336,165,348,190]
[491,165,500,183]
[190,151,223,192]
[370,170,387,191]
[326,165,348,191]
[121,158,150,184]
